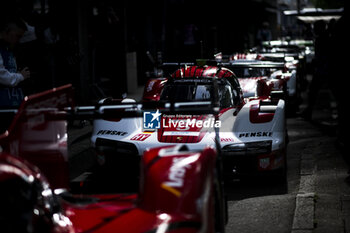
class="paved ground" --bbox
[224,116,350,233]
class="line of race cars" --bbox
[0,39,313,232]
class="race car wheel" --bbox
[274,155,287,184]
[214,174,227,233]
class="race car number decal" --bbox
[221,138,234,142]
[130,133,151,141]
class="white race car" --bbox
[91,65,287,180]
[223,54,299,112]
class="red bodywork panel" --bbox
[140,146,216,213]
[0,152,47,183]
[171,66,236,80]
[143,78,168,102]
[0,152,76,233]
[229,53,265,61]
[0,84,73,189]
[1,139,217,233]
[64,146,217,233]
[256,77,285,99]
[249,103,274,123]
[142,66,240,102]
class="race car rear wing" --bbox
[0,90,220,119]
[68,100,220,120]
[161,60,285,70]
[0,82,223,143]
[218,61,285,69]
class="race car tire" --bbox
[273,155,287,184]
[214,173,227,233]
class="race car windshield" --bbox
[231,67,271,78]
[160,80,238,108]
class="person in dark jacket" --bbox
[0,18,30,109]
[0,18,30,87]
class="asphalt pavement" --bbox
[224,117,350,233]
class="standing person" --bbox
[0,18,30,107]
[302,20,330,120]
[328,16,346,153]
[256,22,272,46]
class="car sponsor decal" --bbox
[239,132,272,137]
[97,130,128,136]
[161,157,191,197]
[130,133,151,141]
[220,138,234,142]
[161,183,182,197]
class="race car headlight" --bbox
[305,47,312,55]
[222,140,272,156]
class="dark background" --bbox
[0,0,345,104]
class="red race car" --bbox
[0,85,227,233]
